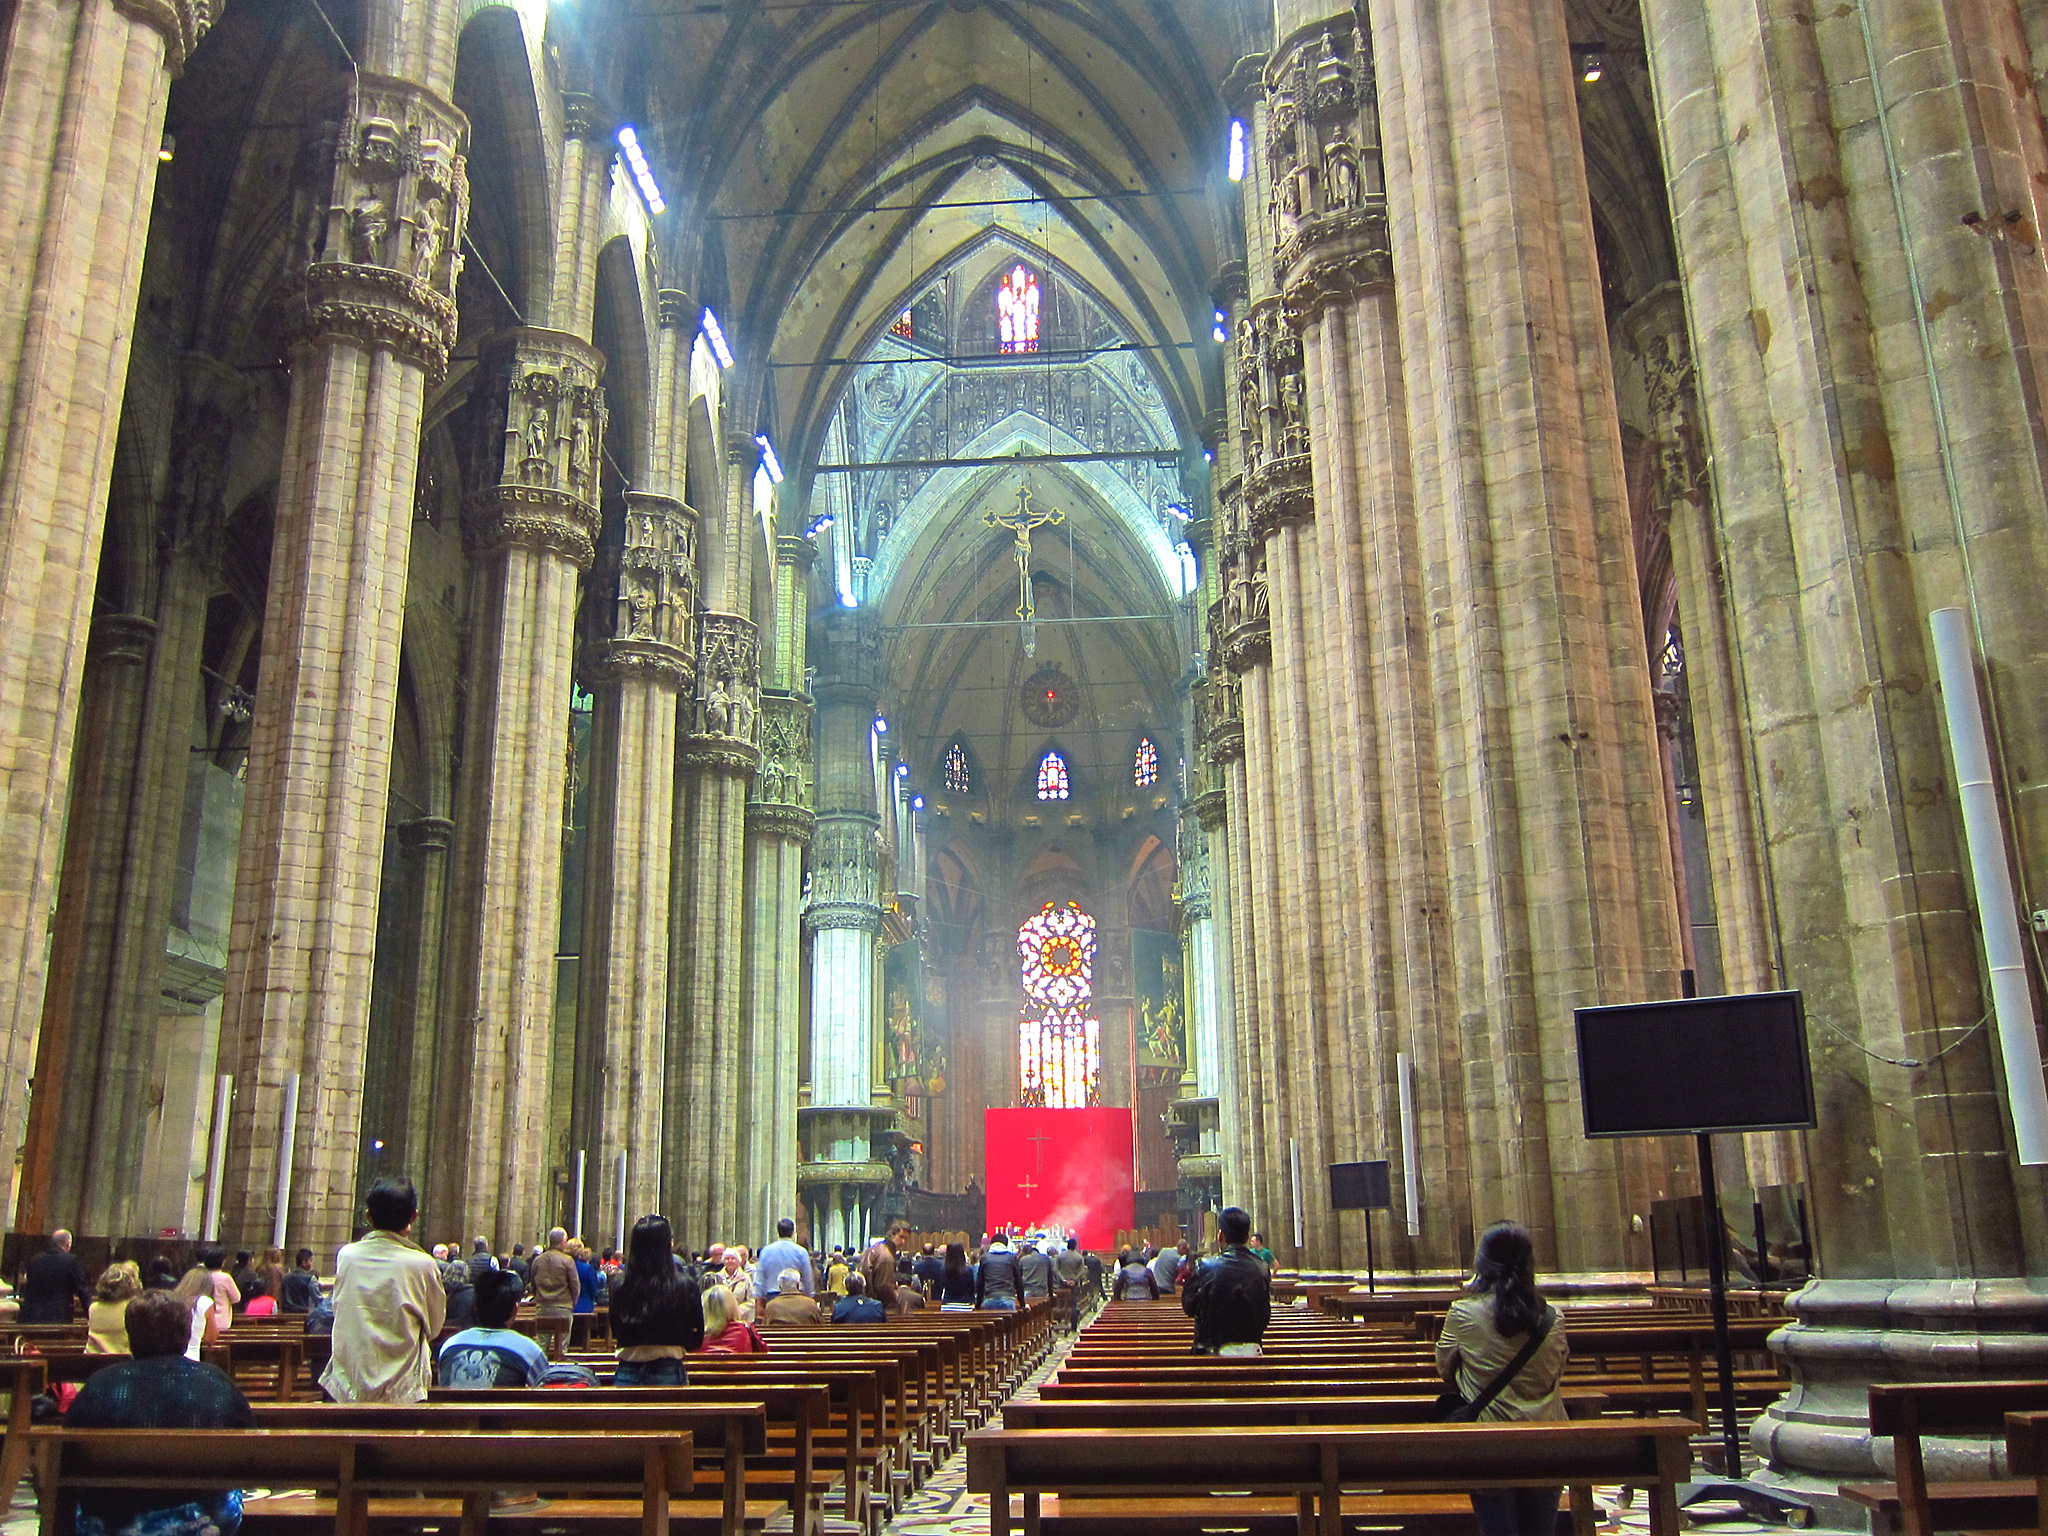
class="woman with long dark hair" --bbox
[938,1242,977,1308]
[610,1216,704,1385]
[1435,1222,1570,1536]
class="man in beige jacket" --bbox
[319,1176,448,1403]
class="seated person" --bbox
[699,1282,768,1354]
[1112,1250,1159,1300]
[761,1268,824,1326]
[64,1289,256,1536]
[437,1271,548,1388]
[1180,1206,1272,1356]
[830,1273,888,1324]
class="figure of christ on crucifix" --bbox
[984,477,1065,625]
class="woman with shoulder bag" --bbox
[1434,1222,1571,1536]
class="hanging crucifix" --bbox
[984,477,1064,656]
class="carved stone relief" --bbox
[464,330,607,568]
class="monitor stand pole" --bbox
[1696,1131,1743,1477]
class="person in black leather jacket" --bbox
[1181,1207,1272,1355]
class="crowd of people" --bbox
[11,1191,1569,1536]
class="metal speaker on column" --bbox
[1327,1160,1391,1212]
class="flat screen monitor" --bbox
[1574,990,1816,1138]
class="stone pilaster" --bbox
[1367,0,1682,1271]
[0,0,211,1182]
[435,325,605,1244]
[741,534,816,1243]
[217,74,468,1252]
[667,611,759,1251]
[364,816,452,1184]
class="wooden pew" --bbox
[35,1428,685,1536]
[254,1400,769,1536]
[965,1420,1696,1536]
[1839,1381,2048,1536]
[0,1355,44,1510]
[2005,1411,2047,1536]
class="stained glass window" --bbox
[1134,736,1158,787]
[944,742,971,795]
[1037,750,1070,801]
[1018,902,1100,1109]
[891,309,914,340]
[998,265,1041,354]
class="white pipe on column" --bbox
[1930,606,2048,1163]
[1396,1052,1421,1237]
[272,1073,301,1250]
[615,1150,629,1254]
[1289,1137,1304,1252]
[573,1150,587,1241]
[201,1075,233,1240]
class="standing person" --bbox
[86,1261,143,1354]
[319,1175,448,1403]
[19,1229,93,1323]
[755,1217,814,1298]
[1052,1239,1087,1331]
[1435,1222,1570,1536]
[912,1243,945,1294]
[1113,1249,1159,1300]
[975,1232,1021,1311]
[763,1269,824,1325]
[1181,1207,1271,1355]
[1249,1232,1275,1267]
[831,1273,887,1323]
[825,1249,851,1296]
[196,1246,241,1331]
[858,1230,902,1313]
[280,1249,321,1313]
[437,1270,549,1388]
[506,1244,532,1286]
[611,1216,705,1385]
[1083,1247,1104,1300]
[1017,1238,1054,1304]
[528,1227,580,1358]
[63,1290,255,1536]
[171,1259,225,1359]
[938,1243,977,1309]
[571,1240,604,1343]
[467,1237,497,1285]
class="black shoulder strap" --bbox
[1467,1307,1555,1419]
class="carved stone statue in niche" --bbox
[349,197,391,264]
[1279,374,1306,457]
[523,398,554,472]
[703,673,732,736]
[570,412,595,495]
[1248,550,1270,620]
[412,197,444,280]
[1323,139,1360,211]
[619,569,656,639]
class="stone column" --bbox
[217,71,469,1253]
[742,535,816,1242]
[572,491,693,1251]
[435,325,606,1244]
[667,610,759,1251]
[362,816,452,1180]
[802,609,889,1254]
[0,0,210,1177]
[1367,0,1683,1271]
[1170,805,1223,1211]
[1638,0,2048,1501]
[1265,15,1471,1268]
